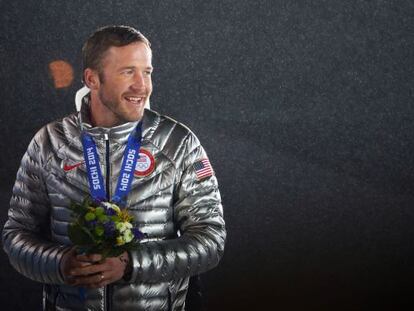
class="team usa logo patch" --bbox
[134,149,156,177]
[193,158,214,181]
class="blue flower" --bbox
[105,208,117,216]
[103,221,116,237]
[93,198,103,205]
[132,228,145,240]
[100,202,119,216]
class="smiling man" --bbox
[86,37,153,126]
[3,25,226,311]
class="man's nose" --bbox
[131,73,146,90]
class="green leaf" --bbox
[111,215,120,222]
[94,226,104,237]
[97,214,108,222]
[84,212,96,221]
[95,207,105,216]
[68,223,94,245]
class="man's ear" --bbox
[83,68,100,90]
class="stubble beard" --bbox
[98,88,128,125]
[98,88,144,125]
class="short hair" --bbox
[82,25,151,75]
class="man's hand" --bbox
[60,249,130,288]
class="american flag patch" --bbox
[193,158,214,180]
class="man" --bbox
[3,25,226,311]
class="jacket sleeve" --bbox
[128,132,226,283]
[2,127,68,284]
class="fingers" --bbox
[76,253,102,263]
[69,260,94,270]
[69,261,109,277]
[89,272,112,288]
[64,254,127,288]
[61,248,90,281]
[70,271,114,288]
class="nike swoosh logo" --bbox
[63,161,84,172]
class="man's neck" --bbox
[89,95,121,128]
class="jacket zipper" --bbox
[103,133,111,311]
[104,133,110,200]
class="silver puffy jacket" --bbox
[2,99,226,311]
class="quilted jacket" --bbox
[2,96,226,311]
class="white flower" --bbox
[100,202,112,209]
[109,204,121,213]
[116,221,133,233]
[101,201,121,214]
[123,229,134,243]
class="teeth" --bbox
[126,96,142,103]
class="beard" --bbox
[97,88,145,125]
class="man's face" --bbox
[94,42,153,125]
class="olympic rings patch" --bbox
[134,149,155,177]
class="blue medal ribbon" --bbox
[81,132,107,200]
[81,122,142,206]
[112,123,142,204]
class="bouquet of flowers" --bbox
[68,197,145,258]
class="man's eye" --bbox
[144,71,152,76]
[123,70,134,75]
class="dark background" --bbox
[1,0,413,310]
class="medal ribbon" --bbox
[81,122,142,206]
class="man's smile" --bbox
[124,94,147,106]
[124,96,144,104]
